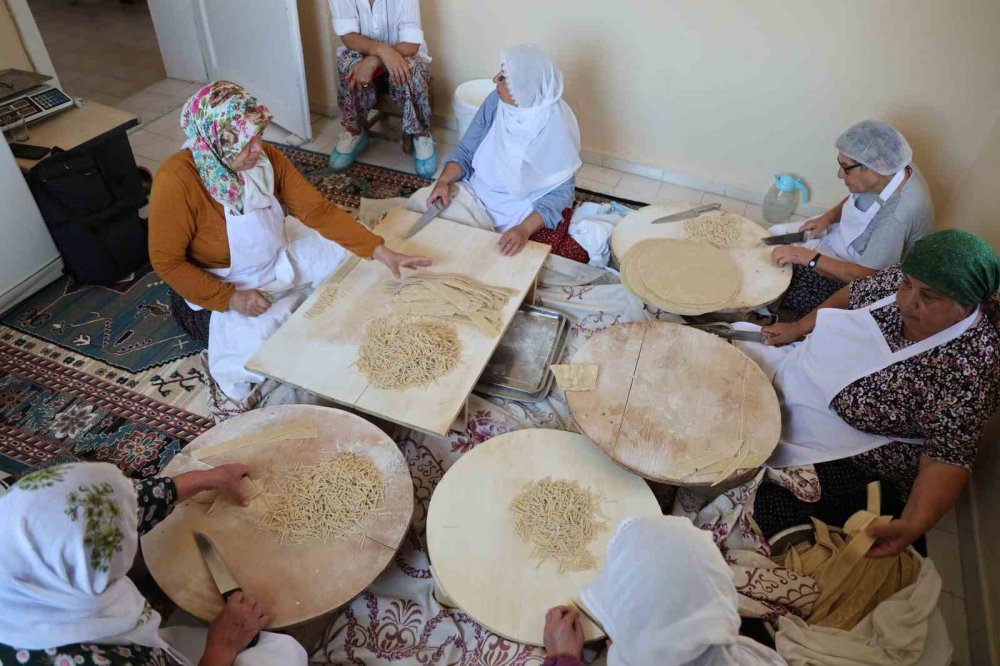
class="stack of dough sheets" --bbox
[620,238,741,315]
[386,272,517,337]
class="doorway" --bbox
[26,0,197,123]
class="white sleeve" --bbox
[396,0,425,44]
[329,0,360,36]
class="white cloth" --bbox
[329,0,429,60]
[0,463,179,653]
[568,201,629,267]
[580,516,786,666]
[469,44,581,232]
[775,556,949,666]
[187,167,349,402]
[733,295,980,467]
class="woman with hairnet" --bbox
[770,121,933,319]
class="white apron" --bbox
[734,295,979,467]
[186,192,348,402]
[769,169,906,265]
[468,127,537,233]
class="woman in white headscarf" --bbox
[541,516,785,666]
[420,44,584,258]
[0,462,308,666]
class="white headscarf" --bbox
[0,463,182,658]
[580,516,786,666]
[472,44,581,201]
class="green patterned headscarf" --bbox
[180,80,273,213]
[0,463,171,651]
[900,229,1000,306]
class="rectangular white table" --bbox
[247,208,550,435]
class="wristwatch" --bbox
[807,253,822,270]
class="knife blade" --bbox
[650,203,722,224]
[762,231,811,245]
[193,531,260,646]
[699,327,766,343]
[405,202,443,238]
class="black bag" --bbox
[27,137,148,285]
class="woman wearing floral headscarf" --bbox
[149,81,430,412]
[0,462,307,665]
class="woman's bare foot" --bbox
[199,592,269,666]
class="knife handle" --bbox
[221,588,261,648]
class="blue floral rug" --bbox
[1,267,202,373]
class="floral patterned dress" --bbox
[0,477,180,666]
[754,264,1000,535]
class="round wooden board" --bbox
[612,204,792,312]
[566,322,781,485]
[142,405,414,628]
[426,429,661,646]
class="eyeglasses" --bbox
[838,161,864,173]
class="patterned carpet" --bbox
[0,144,643,478]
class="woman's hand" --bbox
[771,245,814,268]
[762,321,805,347]
[376,45,411,86]
[867,519,923,558]
[202,464,252,506]
[373,244,432,279]
[200,592,269,666]
[427,180,452,209]
[174,464,251,504]
[543,606,585,660]
[498,222,533,257]
[229,289,271,316]
[348,56,380,92]
[799,216,832,237]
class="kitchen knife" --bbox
[650,203,722,224]
[762,230,812,245]
[193,531,260,647]
[699,327,766,343]
[404,202,443,238]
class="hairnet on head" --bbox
[835,120,913,176]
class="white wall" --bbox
[298,0,1000,216]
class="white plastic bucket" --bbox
[453,79,495,140]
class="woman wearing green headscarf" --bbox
[727,230,1000,556]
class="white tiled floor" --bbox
[29,0,167,111]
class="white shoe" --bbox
[414,135,435,160]
[335,131,364,153]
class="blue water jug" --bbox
[763,174,809,224]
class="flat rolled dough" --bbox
[550,364,600,391]
[635,239,740,306]
[622,239,740,315]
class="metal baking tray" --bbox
[474,304,569,402]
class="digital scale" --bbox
[0,69,75,133]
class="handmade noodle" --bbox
[511,477,607,573]
[684,213,741,249]
[356,315,461,390]
[257,453,385,545]
[385,272,516,337]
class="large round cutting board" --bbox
[612,204,792,312]
[142,405,413,628]
[426,429,660,646]
[566,322,781,485]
